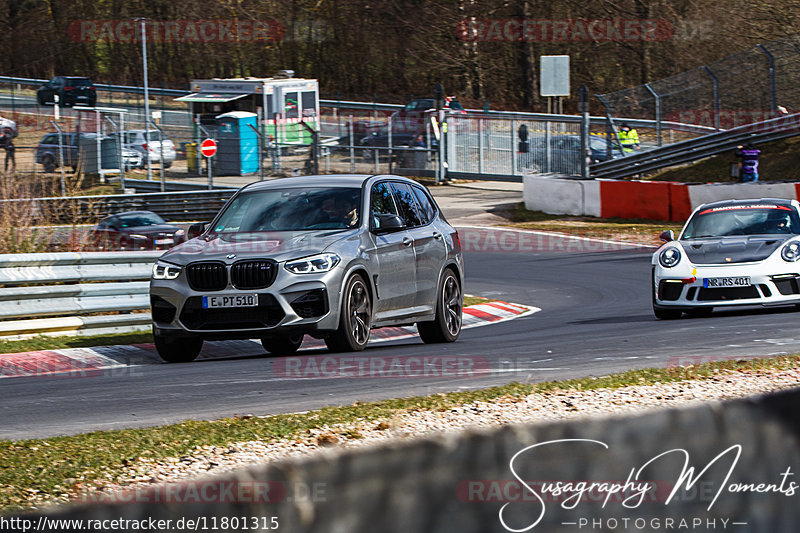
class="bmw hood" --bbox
[159,229,357,264]
[680,235,794,264]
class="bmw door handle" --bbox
[402,237,412,247]
[432,231,442,240]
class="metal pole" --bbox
[596,94,621,160]
[207,153,212,190]
[478,117,484,175]
[511,118,517,176]
[388,115,393,174]
[96,110,102,182]
[579,85,590,179]
[349,116,355,173]
[757,44,777,114]
[438,109,446,183]
[545,121,551,173]
[645,83,662,146]
[701,65,721,131]
[137,18,152,180]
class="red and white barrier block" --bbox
[524,174,800,222]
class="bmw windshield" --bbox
[212,187,362,233]
[681,204,800,239]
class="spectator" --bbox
[618,123,640,153]
[735,143,760,182]
[777,105,790,116]
[0,127,15,174]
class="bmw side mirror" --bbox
[660,230,675,242]
[372,214,406,234]
[187,222,208,239]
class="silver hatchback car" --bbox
[150,175,464,362]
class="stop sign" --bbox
[200,138,217,158]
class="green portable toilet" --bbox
[216,111,259,176]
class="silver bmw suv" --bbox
[150,175,464,362]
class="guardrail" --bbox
[0,251,160,340]
[0,189,236,224]
[591,112,800,179]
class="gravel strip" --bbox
[68,366,799,501]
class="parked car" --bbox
[37,76,97,107]
[89,211,186,251]
[518,134,624,173]
[113,129,177,168]
[390,97,466,133]
[35,132,144,173]
[35,132,80,172]
[652,198,800,319]
[359,131,437,162]
[150,174,464,362]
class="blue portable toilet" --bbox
[216,111,259,175]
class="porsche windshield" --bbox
[681,205,800,239]
[212,187,362,233]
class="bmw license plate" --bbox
[202,294,259,308]
[155,238,173,245]
[703,277,751,288]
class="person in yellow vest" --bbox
[618,123,640,153]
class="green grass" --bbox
[503,203,682,244]
[0,332,153,355]
[1,353,797,512]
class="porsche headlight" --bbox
[659,247,681,268]
[152,261,182,280]
[284,253,340,274]
[782,241,800,262]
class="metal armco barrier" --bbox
[0,189,236,224]
[591,112,800,179]
[0,251,161,340]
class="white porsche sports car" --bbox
[652,198,800,319]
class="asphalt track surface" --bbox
[5,229,800,440]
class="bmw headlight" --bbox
[129,234,147,240]
[782,241,800,262]
[152,261,182,280]
[284,253,340,274]
[659,247,681,268]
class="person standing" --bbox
[735,143,760,182]
[618,123,640,153]
[0,127,15,174]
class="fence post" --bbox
[757,44,777,114]
[511,118,517,176]
[349,116,355,173]
[596,94,622,161]
[645,83,662,147]
[701,66,721,131]
[478,117,484,175]
[545,121,551,173]
[388,115,393,174]
[579,85,590,179]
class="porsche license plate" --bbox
[703,276,751,288]
[202,294,259,308]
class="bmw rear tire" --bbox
[418,269,462,343]
[325,274,372,352]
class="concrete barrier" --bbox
[19,388,800,532]
[525,174,800,221]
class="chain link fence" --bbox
[597,34,800,130]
